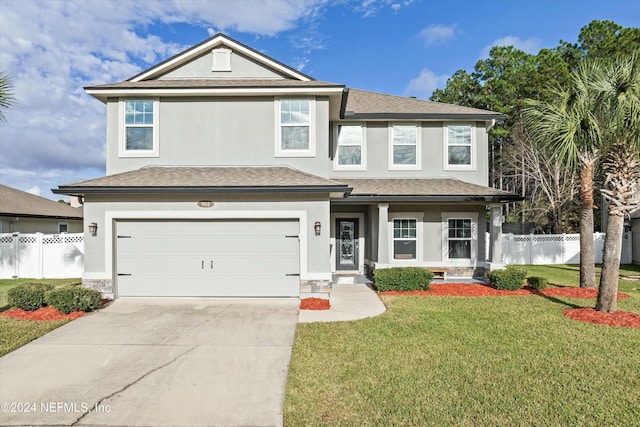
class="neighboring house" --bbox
[0,184,83,234]
[54,34,521,299]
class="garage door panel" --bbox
[116,220,300,297]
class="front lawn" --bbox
[285,265,640,426]
[0,278,81,357]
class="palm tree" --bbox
[0,72,16,124]
[523,62,602,289]
[593,52,640,313]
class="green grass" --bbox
[0,278,81,356]
[524,264,640,293]
[285,265,640,426]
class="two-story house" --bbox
[55,34,521,299]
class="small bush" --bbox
[7,283,54,311]
[374,267,433,292]
[488,267,527,291]
[45,286,102,314]
[527,276,548,290]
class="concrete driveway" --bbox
[0,298,299,427]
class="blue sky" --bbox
[0,0,638,201]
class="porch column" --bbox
[377,203,389,266]
[489,204,503,267]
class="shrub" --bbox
[488,267,527,291]
[45,286,102,314]
[374,267,433,292]
[7,283,54,311]
[527,276,548,290]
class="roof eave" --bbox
[84,86,345,103]
[54,185,351,196]
[333,194,524,203]
[0,213,83,220]
[342,113,507,121]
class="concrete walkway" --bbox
[298,283,387,323]
[0,298,299,427]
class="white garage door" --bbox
[115,220,300,297]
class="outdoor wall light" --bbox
[314,221,321,236]
[88,222,98,237]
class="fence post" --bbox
[528,234,532,265]
[36,232,44,279]
[12,233,19,278]
[561,233,566,264]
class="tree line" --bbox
[431,20,640,234]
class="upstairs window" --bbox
[121,99,159,157]
[389,123,421,170]
[445,124,474,169]
[275,98,315,157]
[334,124,365,170]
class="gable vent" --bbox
[211,48,232,72]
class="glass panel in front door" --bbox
[337,219,358,269]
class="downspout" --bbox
[486,119,496,132]
[339,88,349,119]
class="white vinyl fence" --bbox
[0,233,84,279]
[500,232,633,265]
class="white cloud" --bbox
[0,0,327,200]
[357,0,415,17]
[481,35,543,57]
[403,68,449,100]
[26,186,41,196]
[416,24,458,46]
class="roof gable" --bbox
[129,33,313,82]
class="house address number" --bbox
[197,200,214,208]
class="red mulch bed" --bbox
[0,299,112,321]
[379,283,630,299]
[300,298,330,310]
[0,306,85,321]
[564,308,640,328]
[542,287,629,299]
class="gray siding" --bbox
[329,121,489,186]
[159,50,286,80]
[106,97,331,177]
[0,217,83,234]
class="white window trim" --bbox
[274,97,316,158]
[441,212,478,264]
[443,122,476,171]
[211,48,232,72]
[388,123,421,170]
[389,212,424,264]
[118,99,160,158]
[57,222,69,233]
[333,123,366,171]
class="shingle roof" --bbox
[339,178,522,202]
[344,88,505,119]
[55,166,350,194]
[0,185,83,218]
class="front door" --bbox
[336,218,359,271]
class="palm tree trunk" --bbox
[578,158,597,288]
[596,214,623,313]
[579,207,596,288]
